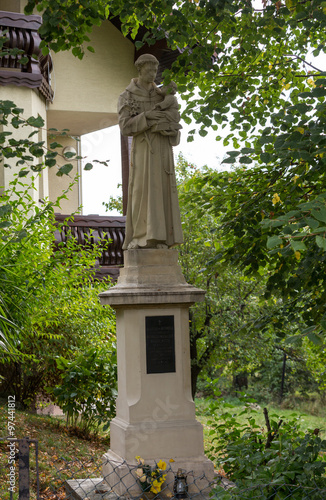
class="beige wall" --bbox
[47,135,81,214]
[48,21,135,136]
[0,86,47,204]
[0,1,28,13]
[0,4,136,213]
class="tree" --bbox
[22,0,326,391]
[178,155,326,401]
[177,155,277,397]
[25,0,326,140]
[22,1,326,307]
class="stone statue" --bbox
[118,54,183,250]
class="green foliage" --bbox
[53,345,117,435]
[0,99,109,175]
[208,399,326,498]
[0,175,116,408]
[23,1,326,344]
[25,0,326,138]
[103,183,123,215]
[177,155,276,396]
[24,0,326,392]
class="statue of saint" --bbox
[118,54,183,250]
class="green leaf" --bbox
[303,217,319,230]
[0,221,12,228]
[0,204,12,217]
[84,163,93,171]
[239,156,252,164]
[311,207,326,223]
[222,157,236,164]
[50,142,62,149]
[26,115,45,128]
[320,313,326,331]
[57,164,74,176]
[18,169,29,177]
[307,332,323,345]
[267,236,282,249]
[312,87,326,98]
[63,151,76,159]
[290,240,307,251]
[315,235,326,251]
[260,152,271,163]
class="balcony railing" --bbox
[0,10,53,101]
[54,214,126,281]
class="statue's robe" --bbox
[118,79,183,249]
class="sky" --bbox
[81,112,229,216]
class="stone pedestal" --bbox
[99,249,214,496]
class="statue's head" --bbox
[135,54,159,73]
[160,81,178,96]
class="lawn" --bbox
[0,399,109,499]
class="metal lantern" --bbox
[174,468,188,498]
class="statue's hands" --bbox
[145,110,166,120]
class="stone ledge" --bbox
[65,478,118,500]
[102,451,215,498]
[65,474,235,499]
[99,285,205,307]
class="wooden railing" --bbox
[54,214,126,281]
[0,10,53,101]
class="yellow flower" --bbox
[169,459,175,463]
[151,479,163,494]
[135,456,145,465]
[295,251,301,260]
[272,193,281,205]
[157,460,167,471]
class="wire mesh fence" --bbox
[25,453,326,500]
[1,439,326,499]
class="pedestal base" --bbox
[102,450,215,497]
[99,249,214,497]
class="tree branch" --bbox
[285,54,324,73]
[264,407,283,449]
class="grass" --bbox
[0,400,109,499]
[195,396,326,457]
[0,396,325,498]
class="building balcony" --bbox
[0,10,53,101]
[54,214,126,281]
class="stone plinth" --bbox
[99,249,214,495]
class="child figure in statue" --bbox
[149,82,183,139]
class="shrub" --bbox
[208,398,326,497]
[0,175,116,408]
[53,345,117,435]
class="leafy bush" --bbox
[0,175,116,408]
[53,345,117,435]
[208,398,326,498]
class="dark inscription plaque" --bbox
[146,316,176,374]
